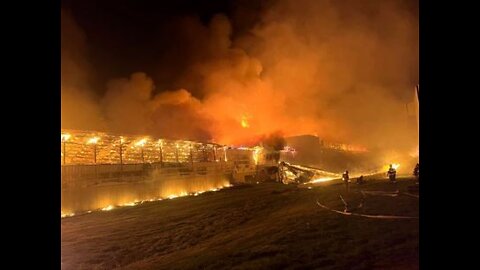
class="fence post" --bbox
[175,144,179,165]
[63,141,66,165]
[190,145,194,169]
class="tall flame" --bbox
[253,146,262,165]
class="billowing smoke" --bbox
[61,9,105,131]
[61,0,418,156]
[102,73,213,141]
[262,132,287,151]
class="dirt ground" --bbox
[61,176,419,270]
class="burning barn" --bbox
[61,129,260,216]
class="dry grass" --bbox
[61,176,418,270]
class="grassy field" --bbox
[61,176,419,270]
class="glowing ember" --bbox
[87,137,100,144]
[61,211,75,218]
[167,192,189,199]
[285,170,296,178]
[61,182,233,218]
[121,202,136,207]
[102,205,114,211]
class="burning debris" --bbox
[278,162,341,184]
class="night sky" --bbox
[61,0,270,95]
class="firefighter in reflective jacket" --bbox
[387,164,397,183]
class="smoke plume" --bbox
[61,0,418,155]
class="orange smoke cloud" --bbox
[61,9,106,131]
[61,0,418,154]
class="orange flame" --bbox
[241,115,249,128]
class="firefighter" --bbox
[413,163,419,183]
[356,175,365,185]
[342,170,350,192]
[387,164,397,183]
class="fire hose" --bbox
[361,190,399,197]
[315,199,418,219]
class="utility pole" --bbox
[61,133,70,165]
[415,84,419,162]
